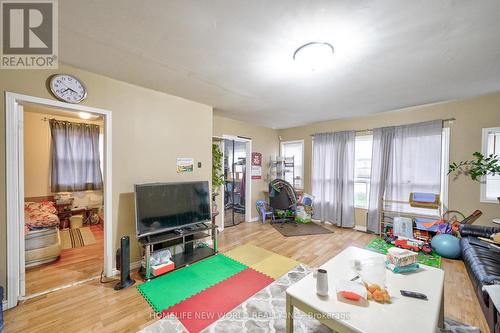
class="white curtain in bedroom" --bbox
[367,120,442,233]
[312,131,355,227]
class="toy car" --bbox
[394,237,431,254]
[395,238,421,252]
[414,230,432,242]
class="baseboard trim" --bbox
[2,300,7,311]
[247,217,259,223]
[354,225,368,232]
[111,260,142,277]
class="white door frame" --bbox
[5,92,113,309]
[222,135,252,224]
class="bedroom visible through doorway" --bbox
[22,103,105,297]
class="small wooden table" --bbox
[286,246,445,333]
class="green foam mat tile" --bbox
[366,237,441,268]
[137,254,248,313]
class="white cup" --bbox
[316,269,328,296]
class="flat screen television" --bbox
[134,181,211,238]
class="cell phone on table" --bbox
[400,290,428,300]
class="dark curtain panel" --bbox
[49,119,103,192]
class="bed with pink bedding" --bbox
[24,201,61,267]
[24,201,60,229]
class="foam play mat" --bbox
[224,243,299,279]
[163,268,273,332]
[137,254,247,312]
[138,244,301,332]
[366,237,442,268]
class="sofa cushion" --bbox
[461,237,500,302]
[460,224,500,238]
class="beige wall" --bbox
[23,109,103,198]
[0,64,213,294]
[213,114,280,223]
[278,92,500,228]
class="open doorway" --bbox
[5,92,113,309]
[222,136,251,227]
[23,104,105,296]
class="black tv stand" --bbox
[138,222,218,280]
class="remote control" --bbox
[400,290,428,300]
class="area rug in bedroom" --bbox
[60,227,96,249]
[140,263,479,333]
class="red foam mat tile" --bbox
[163,268,273,333]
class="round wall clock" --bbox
[48,74,87,104]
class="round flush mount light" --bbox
[78,112,94,120]
[293,42,334,71]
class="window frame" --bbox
[352,128,450,210]
[480,127,500,203]
[280,139,305,189]
[354,134,373,209]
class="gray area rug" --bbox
[139,265,479,333]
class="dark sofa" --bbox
[460,224,500,332]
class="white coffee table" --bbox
[286,246,444,333]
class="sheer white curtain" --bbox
[367,127,395,232]
[367,120,442,233]
[312,131,355,227]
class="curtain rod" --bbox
[309,118,456,137]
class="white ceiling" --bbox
[60,1,500,129]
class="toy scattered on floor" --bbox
[430,234,461,259]
[392,237,431,254]
[295,206,311,223]
[295,193,314,223]
[255,200,274,224]
[367,237,442,268]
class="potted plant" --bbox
[212,143,224,198]
[448,152,500,181]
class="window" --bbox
[481,127,500,203]
[49,119,103,192]
[354,135,373,208]
[353,128,450,209]
[280,140,304,189]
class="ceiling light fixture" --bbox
[78,112,93,120]
[293,42,334,71]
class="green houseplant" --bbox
[212,143,224,193]
[448,152,500,181]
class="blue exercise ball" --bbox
[431,234,461,259]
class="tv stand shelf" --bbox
[138,223,218,280]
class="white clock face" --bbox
[49,74,87,103]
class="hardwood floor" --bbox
[25,224,104,295]
[4,222,489,333]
